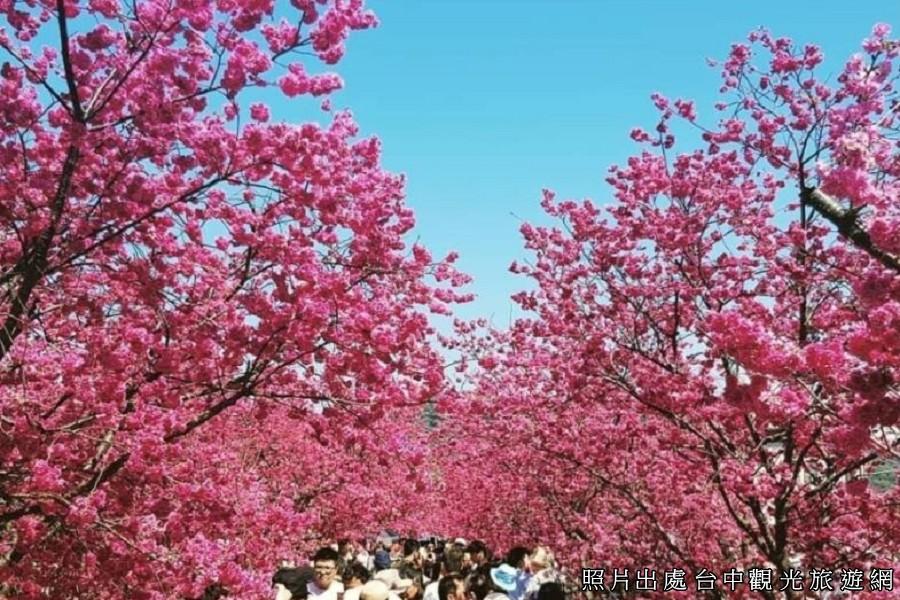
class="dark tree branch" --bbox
[802,187,900,273]
[804,452,879,498]
[55,0,84,122]
[0,146,80,361]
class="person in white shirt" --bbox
[356,540,373,571]
[308,547,345,600]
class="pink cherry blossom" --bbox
[0,0,469,597]
[431,25,900,593]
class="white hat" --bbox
[453,538,468,546]
[490,564,518,592]
[361,580,390,600]
[374,569,400,589]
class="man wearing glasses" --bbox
[309,547,345,600]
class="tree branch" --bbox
[0,146,80,361]
[55,0,84,122]
[802,187,900,273]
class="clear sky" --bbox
[320,1,896,327]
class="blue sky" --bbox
[321,1,895,327]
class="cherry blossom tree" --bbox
[438,25,900,599]
[0,0,469,597]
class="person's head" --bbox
[465,571,491,600]
[397,575,424,600]
[505,547,529,571]
[407,576,425,600]
[527,547,554,573]
[273,568,310,600]
[403,539,419,558]
[343,562,371,589]
[466,542,489,567]
[443,546,464,575]
[439,575,466,600]
[360,580,391,600]
[312,547,340,589]
[339,539,353,556]
[374,546,392,571]
[537,582,565,600]
[489,564,517,596]
[460,552,472,573]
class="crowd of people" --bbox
[271,539,567,600]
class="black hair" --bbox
[505,547,529,570]
[428,559,442,582]
[465,571,491,600]
[403,538,419,557]
[406,575,426,600]
[537,582,565,600]
[438,574,464,600]
[273,568,310,599]
[399,564,423,581]
[467,541,489,559]
[312,547,340,564]
[201,584,228,600]
[343,562,371,584]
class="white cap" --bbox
[374,569,400,589]
[361,581,390,600]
